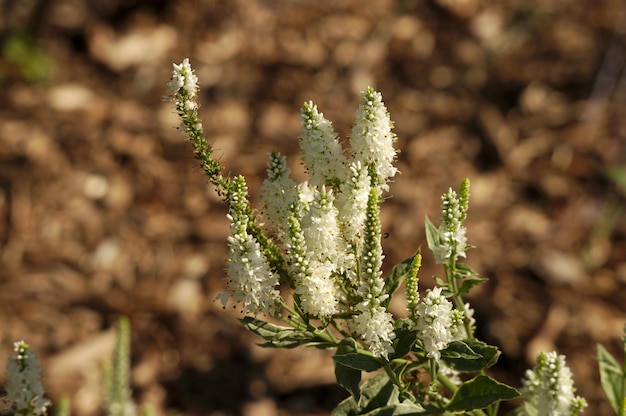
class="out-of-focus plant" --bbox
[0,31,53,84]
[103,317,134,416]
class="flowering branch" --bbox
[164,58,594,416]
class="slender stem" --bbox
[383,362,408,398]
[446,257,474,339]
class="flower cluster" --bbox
[6,341,50,416]
[431,181,469,264]
[168,60,399,357]
[218,176,281,316]
[414,287,465,360]
[350,87,398,192]
[521,351,588,416]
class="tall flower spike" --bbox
[521,351,587,416]
[287,198,339,318]
[299,101,348,188]
[219,175,281,316]
[261,151,298,242]
[432,186,468,264]
[405,251,422,321]
[350,87,398,192]
[353,187,395,358]
[337,161,371,248]
[301,187,344,271]
[6,341,50,416]
[167,59,225,193]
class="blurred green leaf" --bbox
[597,344,626,415]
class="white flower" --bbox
[299,102,348,187]
[294,261,340,318]
[352,187,395,358]
[286,204,339,318]
[432,188,468,264]
[353,304,395,358]
[301,187,346,270]
[220,176,280,316]
[350,87,398,192]
[261,151,298,242]
[336,161,371,247]
[6,341,50,416]
[224,231,281,316]
[521,351,587,416]
[167,58,198,97]
[414,287,463,360]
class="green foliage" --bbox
[241,316,334,349]
[598,343,626,416]
[1,31,53,84]
[55,395,71,416]
[440,340,500,373]
[383,254,420,308]
[445,375,519,412]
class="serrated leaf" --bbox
[441,340,500,372]
[597,344,626,415]
[445,375,519,412]
[359,372,400,413]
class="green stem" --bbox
[383,361,410,399]
[446,257,474,339]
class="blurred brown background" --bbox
[1,0,625,414]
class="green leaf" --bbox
[334,353,384,372]
[390,319,417,359]
[331,395,359,416]
[434,276,447,288]
[424,216,440,254]
[361,402,428,416]
[445,375,519,412]
[453,262,478,279]
[333,338,383,372]
[384,254,419,306]
[440,340,481,360]
[606,165,626,195]
[335,362,362,403]
[335,338,363,401]
[456,276,488,296]
[597,344,626,415]
[359,372,400,413]
[441,340,500,372]
[241,316,331,348]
